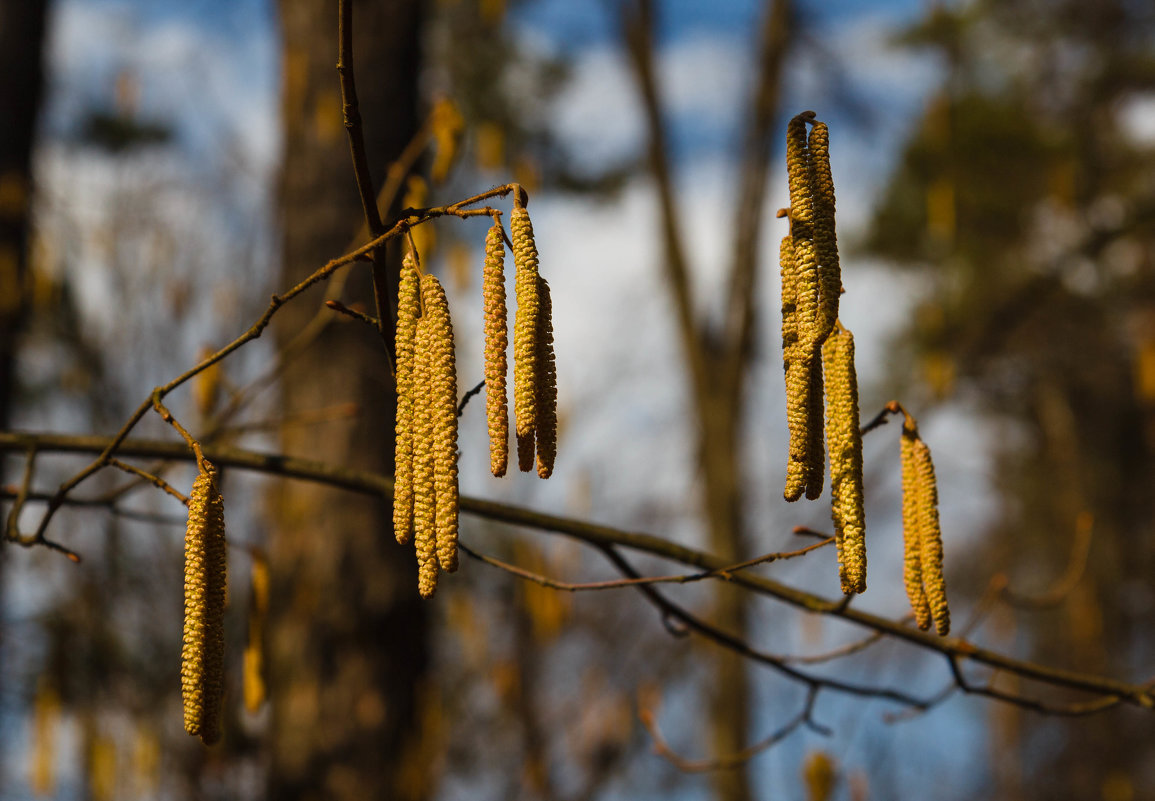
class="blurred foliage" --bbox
[866,1,1155,798]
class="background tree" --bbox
[866,1,1155,798]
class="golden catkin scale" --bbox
[900,423,932,630]
[393,254,421,545]
[482,221,510,477]
[182,463,227,745]
[421,274,461,575]
[822,325,866,594]
[412,314,439,598]
[511,205,541,472]
[807,122,841,344]
[535,276,557,479]
[913,437,950,635]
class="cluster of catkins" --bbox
[182,461,227,745]
[780,112,948,630]
[394,193,556,599]
[780,111,866,595]
[393,253,461,599]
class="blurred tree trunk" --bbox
[269,2,428,799]
[0,3,48,789]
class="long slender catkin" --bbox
[482,221,509,477]
[782,235,810,502]
[511,205,540,472]
[182,463,227,744]
[912,437,949,635]
[808,122,840,345]
[421,274,460,574]
[393,254,421,545]
[900,421,932,630]
[412,313,439,599]
[822,325,866,594]
[535,276,557,479]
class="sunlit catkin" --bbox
[482,221,509,477]
[822,325,866,594]
[808,121,840,344]
[805,357,826,500]
[421,274,460,574]
[511,204,541,472]
[912,437,950,635]
[393,254,421,545]
[182,463,227,744]
[900,421,932,630]
[412,315,439,598]
[786,113,815,227]
[782,234,811,502]
[535,276,557,479]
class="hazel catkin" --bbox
[900,420,933,631]
[412,313,439,599]
[421,273,461,575]
[511,205,541,473]
[807,121,840,345]
[182,462,227,745]
[912,437,949,635]
[782,234,811,503]
[482,220,509,477]
[804,355,826,501]
[822,324,866,594]
[393,254,421,545]
[535,276,557,479]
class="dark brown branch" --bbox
[325,299,380,329]
[457,379,486,418]
[2,431,1153,712]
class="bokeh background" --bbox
[2,0,1154,799]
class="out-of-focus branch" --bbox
[2,430,1154,712]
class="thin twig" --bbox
[457,379,486,418]
[106,459,188,505]
[325,299,380,329]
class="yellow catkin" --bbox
[805,355,826,500]
[782,235,811,502]
[421,274,460,574]
[912,437,950,635]
[393,254,421,545]
[511,204,540,472]
[786,114,815,227]
[482,221,509,477]
[412,314,439,598]
[900,421,932,630]
[535,276,557,479]
[243,554,268,713]
[822,324,866,594]
[181,463,227,744]
[808,122,840,344]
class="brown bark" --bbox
[269,2,427,799]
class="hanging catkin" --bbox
[535,276,557,479]
[807,121,840,344]
[782,234,811,502]
[912,437,950,635]
[900,420,932,630]
[511,204,541,473]
[421,273,461,574]
[822,324,866,594]
[393,254,421,545]
[181,462,227,744]
[412,313,439,598]
[482,220,509,477]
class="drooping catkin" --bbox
[535,276,557,479]
[511,205,541,472]
[182,463,227,744]
[393,254,421,545]
[786,114,815,228]
[782,234,811,502]
[482,221,509,477]
[900,421,932,630]
[412,314,439,599]
[822,324,866,594]
[807,122,840,344]
[912,437,949,635]
[421,274,461,574]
